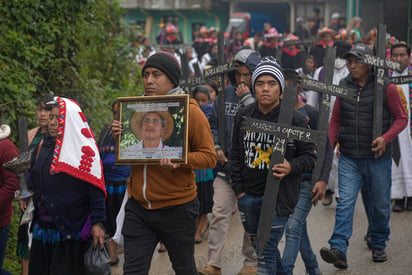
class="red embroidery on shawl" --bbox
[82,146,95,157]
[79,112,87,122]
[79,146,95,173]
[50,98,66,174]
[81,128,93,138]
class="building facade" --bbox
[120,0,409,44]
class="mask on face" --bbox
[335,58,346,70]
[199,103,213,117]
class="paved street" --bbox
[112,195,412,275]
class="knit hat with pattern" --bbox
[252,56,285,94]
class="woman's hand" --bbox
[91,224,105,250]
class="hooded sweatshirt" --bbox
[209,49,260,180]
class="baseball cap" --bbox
[343,43,374,59]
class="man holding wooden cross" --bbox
[230,57,316,274]
[321,43,407,268]
[199,49,260,275]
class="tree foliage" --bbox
[0,0,143,144]
[1,1,143,272]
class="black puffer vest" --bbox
[338,74,392,158]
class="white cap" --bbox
[331,13,340,20]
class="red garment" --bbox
[0,136,19,227]
[262,41,278,48]
[282,47,300,56]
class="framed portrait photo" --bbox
[115,94,189,164]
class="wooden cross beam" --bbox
[298,47,357,185]
[240,117,326,145]
[391,75,412,85]
[180,57,237,91]
[3,117,33,199]
[216,30,227,152]
[299,77,357,101]
[359,54,401,71]
[180,51,191,93]
[371,24,390,158]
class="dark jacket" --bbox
[209,49,260,180]
[309,43,326,67]
[338,74,392,158]
[27,134,105,240]
[259,44,280,59]
[230,102,316,216]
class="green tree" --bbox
[0,1,143,273]
[0,0,143,144]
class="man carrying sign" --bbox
[112,50,217,275]
[230,57,316,274]
[321,44,407,268]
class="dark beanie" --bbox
[142,50,181,86]
[333,41,352,58]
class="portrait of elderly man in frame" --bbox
[116,95,189,164]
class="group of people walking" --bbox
[1,14,412,275]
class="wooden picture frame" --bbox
[115,94,189,164]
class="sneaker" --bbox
[372,248,388,262]
[237,265,257,275]
[198,265,222,275]
[392,198,405,212]
[322,190,334,206]
[320,247,348,269]
[364,233,372,250]
[306,266,322,275]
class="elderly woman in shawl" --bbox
[26,97,106,275]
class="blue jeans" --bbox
[329,154,391,254]
[0,226,11,275]
[238,193,288,275]
[283,180,319,275]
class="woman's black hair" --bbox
[38,94,57,111]
[192,85,211,100]
[205,79,218,96]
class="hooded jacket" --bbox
[209,49,260,180]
